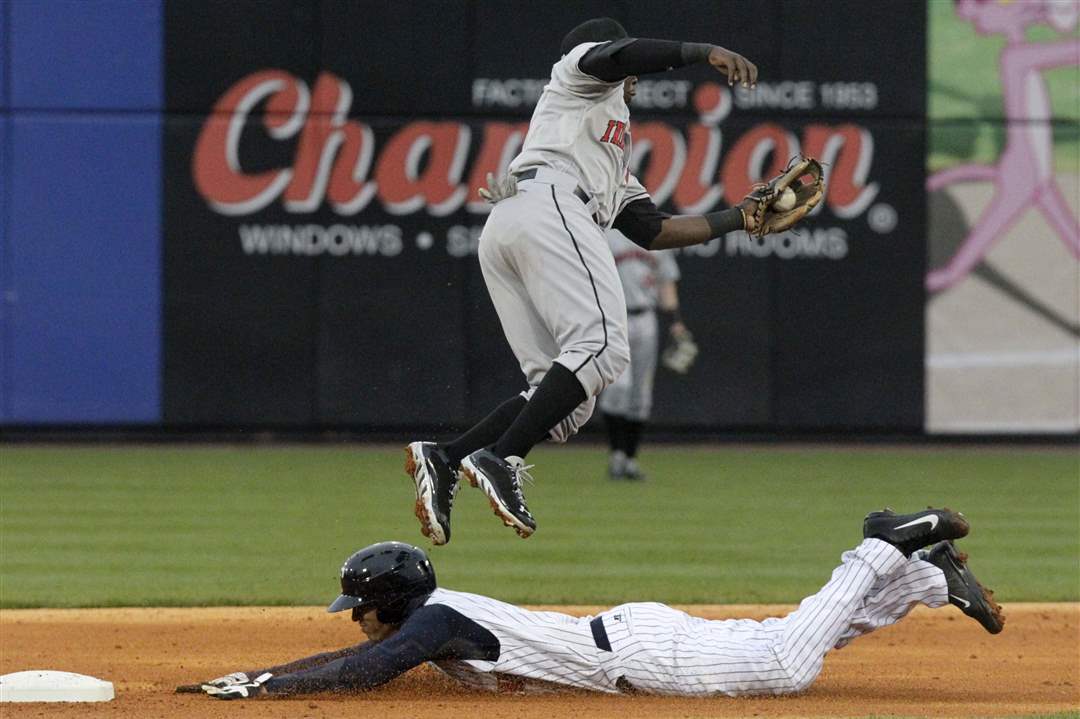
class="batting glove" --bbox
[478,172,517,204]
[202,672,272,699]
[203,671,250,688]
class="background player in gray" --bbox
[189,507,1004,700]
[406,18,764,545]
[599,227,689,481]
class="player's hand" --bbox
[204,671,251,688]
[662,328,699,374]
[202,672,272,699]
[478,172,518,204]
[707,46,757,88]
[176,671,253,694]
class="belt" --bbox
[591,616,641,694]
[514,168,593,209]
[589,615,612,651]
[626,307,652,317]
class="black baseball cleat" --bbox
[924,540,1005,634]
[862,507,970,557]
[404,442,459,545]
[460,449,537,538]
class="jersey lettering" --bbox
[600,120,628,149]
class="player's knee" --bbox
[548,397,596,443]
[784,662,821,694]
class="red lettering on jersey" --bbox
[600,119,616,143]
[600,119,627,149]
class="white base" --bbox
[0,670,114,702]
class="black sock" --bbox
[492,363,588,460]
[624,420,644,458]
[442,395,527,467]
[603,412,625,453]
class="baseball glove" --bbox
[662,329,699,374]
[740,157,825,237]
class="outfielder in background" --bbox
[599,228,696,481]
[184,508,1003,700]
[403,17,818,545]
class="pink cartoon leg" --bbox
[927,164,998,193]
[926,184,1031,292]
[1036,181,1080,259]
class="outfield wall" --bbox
[1,0,1076,435]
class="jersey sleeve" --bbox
[612,174,670,250]
[552,42,625,98]
[261,605,499,696]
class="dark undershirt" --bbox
[578,38,711,83]
[259,604,499,695]
[613,198,670,250]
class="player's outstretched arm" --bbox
[580,39,756,87]
[613,200,756,251]
[652,211,752,250]
[243,605,497,698]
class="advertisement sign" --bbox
[164,1,926,430]
[926,0,1079,433]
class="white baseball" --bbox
[772,187,796,212]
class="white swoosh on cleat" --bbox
[893,515,939,531]
[950,594,971,609]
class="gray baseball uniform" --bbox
[479,41,640,442]
[598,229,680,422]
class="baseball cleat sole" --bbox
[404,444,448,545]
[927,540,1006,635]
[461,465,535,539]
[953,548,1005,634]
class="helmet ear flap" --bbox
[375,602,406,625]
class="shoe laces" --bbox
[513,463,536,488]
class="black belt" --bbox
[590,615,611,652]
[626,307,651,316]
[591,617,640,694]
[514,168,592,207]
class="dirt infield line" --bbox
[1,604,1077,718]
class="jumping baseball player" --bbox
[599,227,691,481]
[405,17,776,545]
[188,507,1004,700]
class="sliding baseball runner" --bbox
[184,507,1003,699]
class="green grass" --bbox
[1,445,1077,608]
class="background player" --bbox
[188,507,1003,700]
[599,226,690,481]
[406,17,763,545]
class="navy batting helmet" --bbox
[327,541,436,623]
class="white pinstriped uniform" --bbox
[425,539,948,696]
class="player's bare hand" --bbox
[707,46,757,88]
[737,197,760,234]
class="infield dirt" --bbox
[1,604,1077,718]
